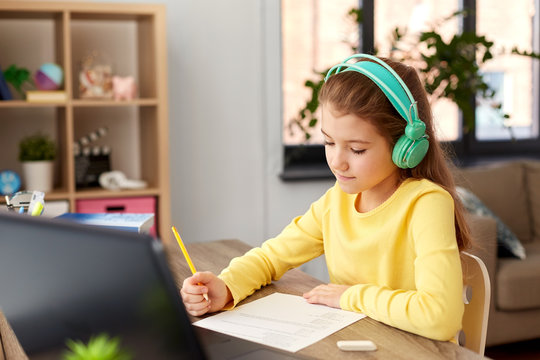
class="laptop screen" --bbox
[0,212,207,359]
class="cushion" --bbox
[455,161,532,243]
[497,242,540,310]
[457,186,526,259]
[523,161,540,242]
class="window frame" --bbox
[454,0,540,163]
[281,0,540,181]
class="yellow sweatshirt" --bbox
[218,178,464,341]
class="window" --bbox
[475,0,539,142]
[282,0,540,180]
[374,0,460,141]
[282,0,360,146]
[476,71,514,140]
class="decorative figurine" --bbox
[34,63,64,91]
[79,51,113,99]
[112,76,137,101]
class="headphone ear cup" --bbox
[405,121,426,140]
[392,135,412,169]
[392,135,429,169]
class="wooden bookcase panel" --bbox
[139,106,159,187]
[137,15,157,99]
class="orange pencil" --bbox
[172,226,209,301]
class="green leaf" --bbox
[3,64,31,97]
[286,5,540,140]
[347,8,363,24]
[18,133,56,161]
[511,46,540,60]
[62,333,132,360]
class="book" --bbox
[56,212,155,234]
[0,65,13,100]
[26,90,67,103]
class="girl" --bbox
[181,54,472,342]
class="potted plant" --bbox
[3,64,32,99]
[63,333,132,360]
[288,9,540,141]
[18,132,56,192]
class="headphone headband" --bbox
[325,54,419,125]
[324,54,429,169]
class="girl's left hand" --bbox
[303,283,350,309]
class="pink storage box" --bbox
[76,196,157,237]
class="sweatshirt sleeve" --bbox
[339,191,464,341]
[218,192,328,308]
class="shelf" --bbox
[0,10,62,20]
[0,101,66,108]
[0,1,171,242]
[72,99,158,107]
[0,99,158,108]
[74,187,161,199]
[43,189,71,200]
[0,189,70,203]
[1,188,161,203]
[0,1,160,16]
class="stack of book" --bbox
[56,213,155,234]
[0,65,12,100]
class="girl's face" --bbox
[321,103,400,199]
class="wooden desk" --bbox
[0,310,27,360]
[0,239,485,360]
[165,239,485,360]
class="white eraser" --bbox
[337,340,377,351]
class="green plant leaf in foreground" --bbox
[63,333,132,360]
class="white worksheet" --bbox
[193,292,366,352]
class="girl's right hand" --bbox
[180,271,232,316]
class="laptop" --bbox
[0,212,304,359]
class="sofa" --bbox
[454,159,540,346]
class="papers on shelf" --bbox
[193,292,365,353]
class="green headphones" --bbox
[325,54,429,169]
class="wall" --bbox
[102,0,334,280]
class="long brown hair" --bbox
[319,56,471,251]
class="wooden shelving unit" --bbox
[0,1,171,243]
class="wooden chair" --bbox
[456,252,491,356]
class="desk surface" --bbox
[0,238,485,360]
[165,239,485,360]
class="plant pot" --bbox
[21,160,54,192]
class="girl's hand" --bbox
[303,283,350,309]
[180,271,232,316]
